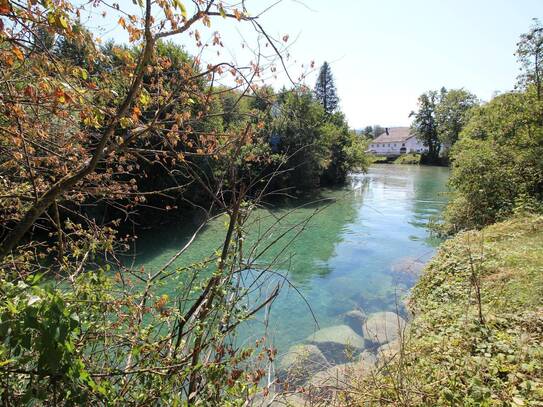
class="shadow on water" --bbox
[133,164,449,352]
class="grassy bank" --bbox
[393,153,421,165]
[349,215,543,406]
[368,154,422,165]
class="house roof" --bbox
[372,127,414,143]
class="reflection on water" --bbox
[134,164,449,352]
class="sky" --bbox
[93,0,543,129]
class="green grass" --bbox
[368,155,390,164]
[350,215,543,406]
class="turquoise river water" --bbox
[133,164,449,353]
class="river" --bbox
[133,164,449,353]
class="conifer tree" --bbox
[314,61,339,114]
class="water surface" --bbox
[135,164,449,352]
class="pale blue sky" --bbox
[94,0,542,128]
[250,0,542,128]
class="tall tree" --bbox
[362,125,374,138]
[314,61,339,114]
[436,88,478,147]
[410,90,441,162]
[516,18,543,101]
[373,124,384,138]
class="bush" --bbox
[440,90,543,234]
[393,153,421,165]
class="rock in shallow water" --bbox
[252,391,307,406]
[343,309,367,336]
[362,311,406,345]
[305,325,365,364]
[278,344,329,386]
[306,325,365,348]
[390,256,426,275]
[376,338,402,364]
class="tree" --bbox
[410,90,441,162]
[314,61,339,114]
[373,124,385,138]
[362,126,374,138]
[0,0,293,404]
[442,90,543,233]
[436,88,478,147]
[516,18,543,101]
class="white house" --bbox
[368,127,428,156]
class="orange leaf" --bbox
[12,46,24,61]
[0,0,10,14]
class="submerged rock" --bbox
[306,357,375,401]
[305,325,365,364]
[308,363,355,389]
[278,344,329,386]
[252,391,307,406]
[390,256,426,274]
[343,309,367,336]
[376,338,402,364]
[362,311,406,345]
[357,350,378,371]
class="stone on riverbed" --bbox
[390,256,426,274]
[358,350,378,371]
[305,325,365,364]
[305,356,376,401]
[278,344,329,386]
[343,309,367,336]
[362,311,406,345]
[376,338,402,364]
[252,391,307,406]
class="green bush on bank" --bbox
[349,215,543,406]
[440,89,543,234]
[393,153,421,165]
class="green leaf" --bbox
[58,15,68,29]
[139,91,151,106]
[0,359,15,367]
[173,0,187,18]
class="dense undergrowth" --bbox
[349,215,543,406]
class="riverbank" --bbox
[339,214,543,406]
[369,153,448,166]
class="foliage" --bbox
[314,62,339,115]
[270,90,368,191]
[393,153,421,165]
[361,124,384,139]
[436,88,479,148]
[516,18,543,101]
[440,90,543,233]
[410,90,441,162]
[410,87,478,162]
[349,215,543,406]
[0,0,295,404]
[439,24,543,233]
